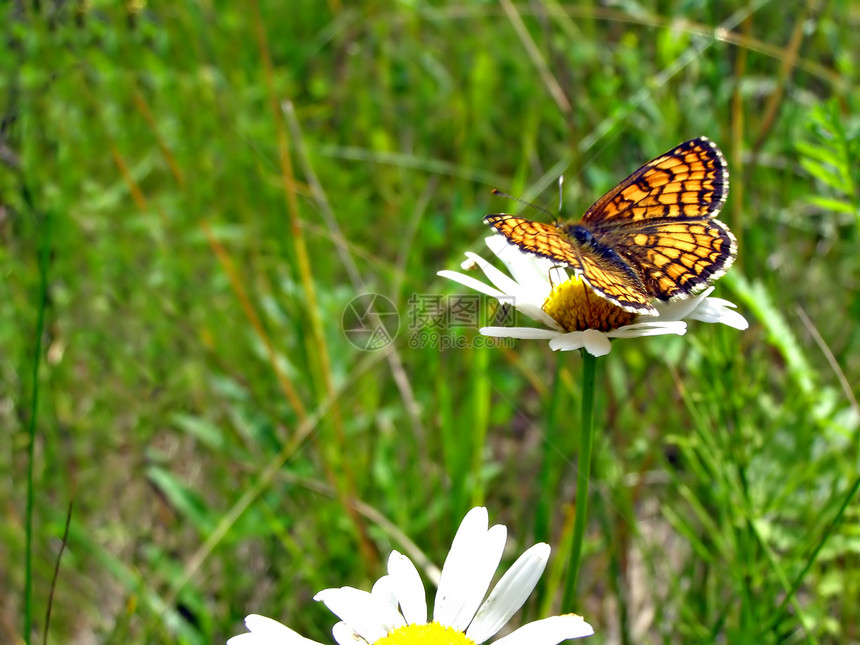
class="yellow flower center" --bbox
[375,622,477,645]
[542,275,637,332]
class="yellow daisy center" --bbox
[375,622,477,645]
[542,275,637,332]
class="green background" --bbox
[3,1,859,643]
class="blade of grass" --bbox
[469,346,491,506]
[44,502,73,645]
[751,0,812,155]
[203,222,307,419]
[23,182,51,645]
[282,100,426,452]
[730,14,751,271]
[760,474,860,637]
[795,305,860,420]
[249,0,376,568]
[166,348,389,606]
[499,0,571,114]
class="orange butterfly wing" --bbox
[581,137,728,226]
[482,216,579,265]
[483,215,656,315]
[580,137,736,300]
[614,219,736,300]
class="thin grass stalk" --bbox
[597,497,631,645]
[384,4,841,88]
[44,502,73,645]
[562,350,597,613]
[469,346,490,506]
[437,361,467,524]
[752,0,811,155]
[760,474,860,638]
[166,349,388,605]
[203,223,307,418]
[25,198,51,645]
[731,14,750,271]
[249,0,376,568]
[132,90,185,187]
[535,358,565,547]
[498,0,571,114]
[282,101,426,452]
[746,516,815,643]
[250,0,331,402]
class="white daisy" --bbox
[229,507,593,645]
[438,235,748,357]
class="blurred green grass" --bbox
[3,1,860,643]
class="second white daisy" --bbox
[229,507,593,645]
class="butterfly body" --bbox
[566,225,623,264]
[484,137,736,316]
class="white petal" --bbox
[547,266,570,286]
[439,262,558,328]
[512,300,564,331]
[480,327,562,339]
[493,614,595,645]
[371,575,401,617]
[548,330,611,356]
[461,257,479,270]
[513,305,565,329]
[448,524,508,632]
[439,240,565,328]
[689,298,749,330]
[314,587,404,643]
[486,236,555,296]
[546,331,585,352]
[471,244,557,312]
[434,508,489,624]
[435,509,509,630]
[466,543,550,643]
[464,251,531,299]
[331,621,369,645]
[437,269,507,300]
[606,321,687,339]
[387,551,427,625]
[227,614,325,645]
[651,287,713,321]
[581,329,612,356]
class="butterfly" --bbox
[484,137,737,317]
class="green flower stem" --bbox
[562,349,597,613]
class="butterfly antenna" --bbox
[491,188,554,219]
[557,175,564,224]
